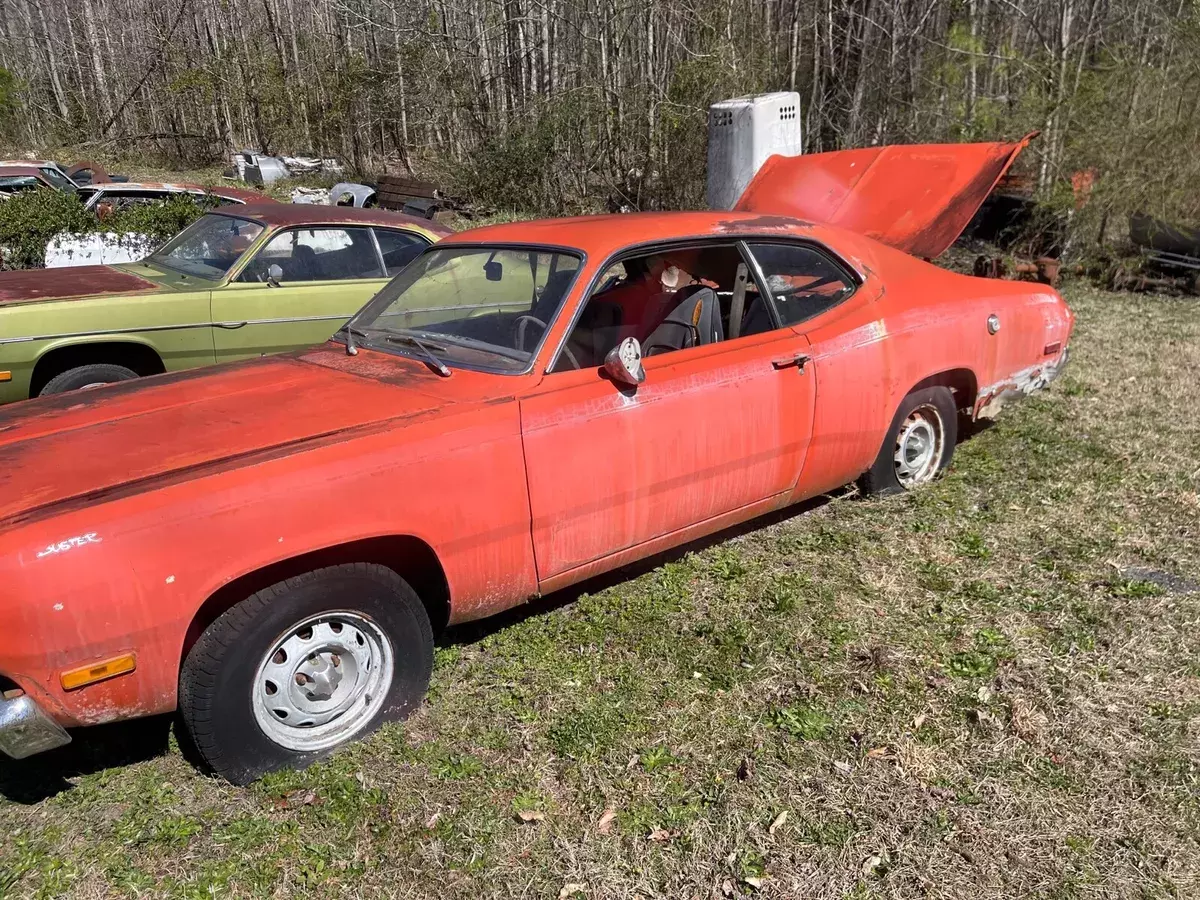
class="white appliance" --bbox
[706,92,803,210]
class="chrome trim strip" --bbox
[0,314,354,345]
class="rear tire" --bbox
[858,386,958,496]
[179,563,433,784]
[39,363,138,396]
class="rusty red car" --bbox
[0,137,1073,783]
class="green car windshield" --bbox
[147,214,265,280]
[349,246,583,373]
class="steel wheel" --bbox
[252,611,394,752]
[892,403,945,487]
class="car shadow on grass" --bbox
[442,489,850,647]
[0,713,174,804]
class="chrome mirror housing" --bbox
[602,337,645,387]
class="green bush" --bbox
[0,188,217,269]
[106,193,218,243]
[0,189,93,268]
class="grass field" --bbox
[2,283,1198,899]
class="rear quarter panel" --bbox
[0,396,534,726]
[796,235,1072,495]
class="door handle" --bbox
[772,353,810,372]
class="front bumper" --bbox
[0,692,72,759]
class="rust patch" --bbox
[0,265,160,305]
[713,214,812,233]
[974,349,1068,419]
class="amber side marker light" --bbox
[0,372,11,383]
[60,653,136,691]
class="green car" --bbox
[0,205,450,403]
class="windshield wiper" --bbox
[337,323,370,356]
[384,333,452,377]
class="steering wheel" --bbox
[514,314,546,352]
[513,314,582,370]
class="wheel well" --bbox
[30,341,166,397]
[181,536,452,663]
[909,368,978,413]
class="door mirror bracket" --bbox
[602,337,646,387]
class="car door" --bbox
[519,239,817,588]
[210,226,417,362]
[743,240,890,501]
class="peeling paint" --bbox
[975,349,1068,419]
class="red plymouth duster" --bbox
[0,136,1072,782]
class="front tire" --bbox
[179,563,433,784]
[39,363,138,396]
[858,386,958,496]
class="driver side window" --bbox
[237,227,381,283]
[550,243,775,373]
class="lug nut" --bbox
[331,654,341,667]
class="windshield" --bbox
[38,166,77,191]
[349,246,583,372]
[0,176,39,193]
[147,213,264,280]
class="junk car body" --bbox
[0,137,1072,781]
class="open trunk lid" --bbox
[734,132,1036,259]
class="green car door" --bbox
[210,225,429,362]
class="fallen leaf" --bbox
[559,884,587,899]
[721,879,735,897]
[596,808,617,834]
[424,811,442,829]
[861,853,884,876]
[516,809,545,824]
[737,757,755,782]
[649,828,675,842]
[912,713,927,730]
[276,789,319,809]
[744,876,766,890]
[768,810,788,835]
[833,760,853,775]
[866,746,891,760]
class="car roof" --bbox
[0,165,46,178]
[440,210,817,254]
[80,182,274,205]
[216,202,455,236]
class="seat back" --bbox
[740,294,774,336]
[642,286,724,356]
[290,244,320,280]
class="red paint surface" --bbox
[0,265,158,304]
[0,165,51,185]
[0,198,1073,731]
[734,133,1036,258]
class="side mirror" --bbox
[603,337,645,387]
[266,263,283,287]
[484,259,503,281]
